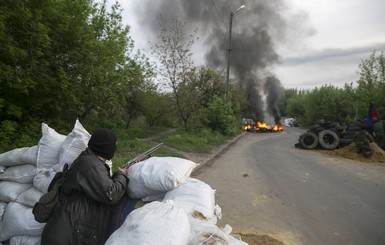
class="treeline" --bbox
[1,0,383,152]
[0,0,244,151]
[278,51,385,126]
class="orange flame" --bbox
[272,124,283,131]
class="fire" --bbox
[256,121,270,130]
[243,124,253,131]
[272,124,283,131]
[242,118,284,132]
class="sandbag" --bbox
[105,200,190,245]
[33,167,57,193]
[58,119,90,169]
[0,202,6,220]
[141,192,166,202]
[227,234,249,245]
[0,202,45,242]
[0,181,32,202]
[188,219,229,245]
[36,123,66,169]
[127,157,197,199]
[0,164,36,184]
[15,187,44,207]
[0,146,38,167]
[164,178,221,223]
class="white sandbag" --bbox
[227,234,249,245]
[0,181,32,202]
[0,166,5,173]
[58,119,90,168]
[141,192,166,202]
[127,157,198,199]
[0,146,38,167]
[0,202,45,242]
[33,167,57,193]
[36,123,66,169]
[15,187,44,207]
[10,235,41,245]
[0,164,36,184]
[188,219,229,245]
[105,200,190,245]
[164,178,221,222]
[0,202,6,220]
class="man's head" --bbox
[88,128,117,160]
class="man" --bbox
[41,128,129,245]
[354,130,374,158]
[373,117,385,150]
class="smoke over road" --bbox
[132,0,311,122]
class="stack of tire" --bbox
[296,120,349,150]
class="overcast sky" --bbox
[115,0,385,90]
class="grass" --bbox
[113,127,243,171]
[158,128,241,153]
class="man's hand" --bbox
[118,165,130,175]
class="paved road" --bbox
[193,127,385,245]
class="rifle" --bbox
[125,142,164,167]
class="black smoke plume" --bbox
[133,0,310,122]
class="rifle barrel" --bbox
[125,142,164,167]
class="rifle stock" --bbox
[125,142,164,167]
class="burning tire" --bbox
[299,132,319,149]
[318,129,340,150]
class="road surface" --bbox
[192,127,385,245]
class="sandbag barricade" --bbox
[0,119,90,243]
[0,122,248,244]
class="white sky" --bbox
[116,0,385,90]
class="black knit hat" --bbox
[88,128,117,160]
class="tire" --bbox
[324,122,338,129]
[299,132,319,150]
[347,126,361,132]
[334,125,347,132]
[340,131,357,139]
[366,132,374,143]
[340,138,354,147]
[318,129,340,150]
[309,125,324,133]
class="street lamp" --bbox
[225,4,245,106]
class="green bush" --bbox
[202,96,238,135]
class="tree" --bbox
[151,16,199,130]
[0,0,151,150]
[355,51,385,118]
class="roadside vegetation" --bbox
[112,127,241,171]
[0,0,242,154]
[278,51,385,127]
[0,0,383,160]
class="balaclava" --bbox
[88,128,117,160]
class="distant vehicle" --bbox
[283,118,297,127]
[242,118,255,131]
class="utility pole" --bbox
[225,5,245,106]
[225,12,233,106]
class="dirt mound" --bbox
[322,142,385,165]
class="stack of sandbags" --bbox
[109,156,248,245]
[0,119,90,244]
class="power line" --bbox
[209,0,227,29]
[207,0,230,73]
